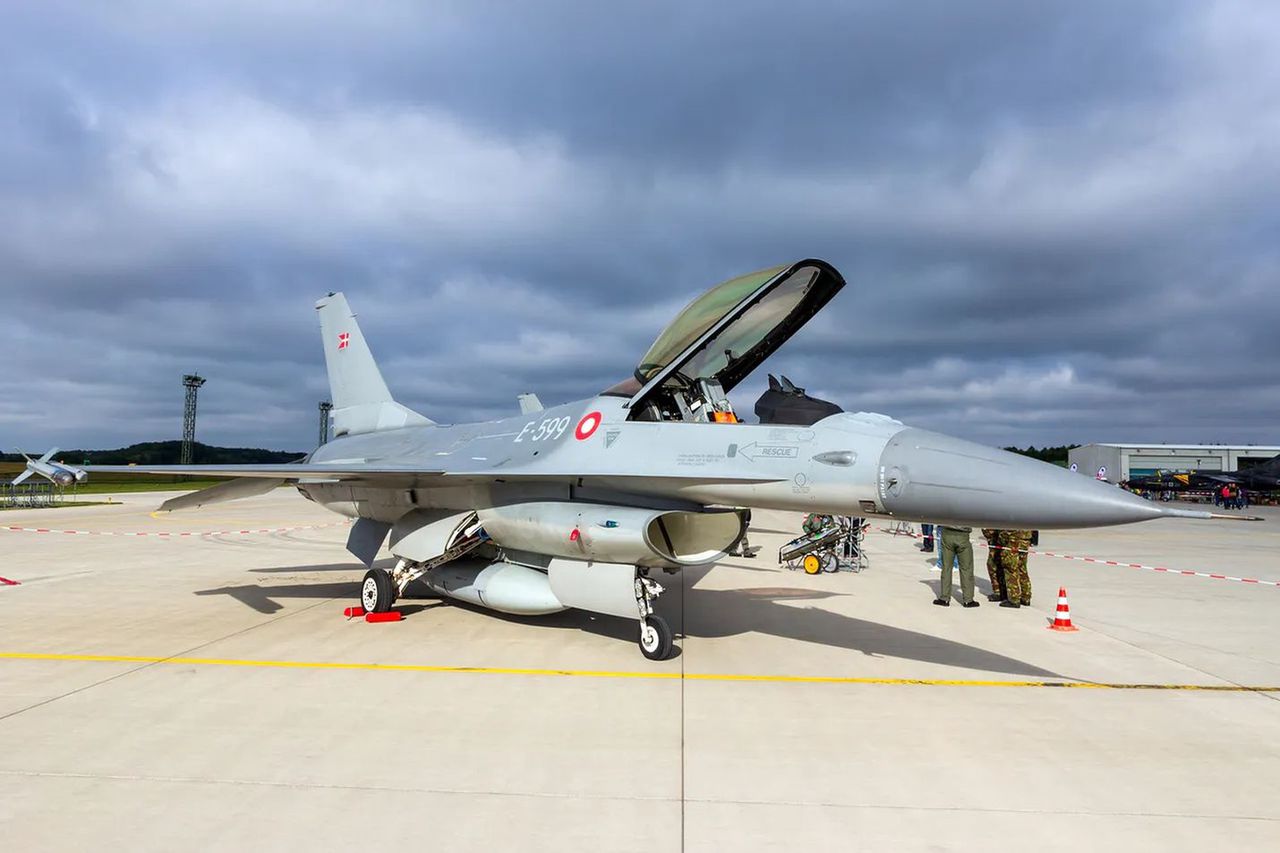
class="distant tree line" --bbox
[1002,444,1080,465]
[0,441,305,466]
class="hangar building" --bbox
[1068,443,1280,482]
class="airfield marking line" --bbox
[874,526,1280,588]
[1,652,1277,691]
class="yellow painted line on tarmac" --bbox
[1,652,1277,691]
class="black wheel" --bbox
[361,568,394,613]
[638,614,673,661]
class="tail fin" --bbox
[37,447,58,464]
[315,292,432,438]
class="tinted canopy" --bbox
[620,259,845,405]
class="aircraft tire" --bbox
[362,568,394,614]
[639,615,673,661]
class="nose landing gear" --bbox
[635,572,673,660]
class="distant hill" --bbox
[1003,444,1080,466]
[0,441,306,466]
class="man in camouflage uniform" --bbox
[998,530,1034,607]
[982,529,1004,602]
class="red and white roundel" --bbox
[575,411,602,441]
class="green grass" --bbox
[0,462,238,495]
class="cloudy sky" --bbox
[3,1,1278,453]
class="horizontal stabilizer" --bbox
[11,469,33,486]
[157,477,287,512]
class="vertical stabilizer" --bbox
[315,293,433,437]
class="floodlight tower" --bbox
[181,374,206,465]
[318,400,333,446]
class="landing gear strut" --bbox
[635,571,673,660]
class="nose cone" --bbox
[877,428,1172,530]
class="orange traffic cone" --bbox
[1048,587,1078,632]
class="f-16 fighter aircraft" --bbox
[85,260,1255,659]
[11,448,88,487]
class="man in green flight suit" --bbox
[998,529,1033,608]
[933,526,979,608]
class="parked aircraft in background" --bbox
[11,448,88,487]
[1127,454,1280,493]
[83,259,1256,659]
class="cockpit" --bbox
[605,259,846,423]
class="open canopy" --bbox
[612,259,845,412]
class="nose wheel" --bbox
[361,568,396,614]
[639,615,673,660]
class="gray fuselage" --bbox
[304,395,1178,531]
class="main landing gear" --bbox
[361,567,396,614]
[635,571,673,660]
[361,553,460,614]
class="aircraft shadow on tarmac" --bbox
[670,566,1058,678]
[195,561,1059,678]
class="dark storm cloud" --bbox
[1,0,1277,452]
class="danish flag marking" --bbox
[337,333,350,350]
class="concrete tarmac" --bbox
[2,492,1278,851]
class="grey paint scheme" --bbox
[91,393,1231,529]
[81,263,1254,651]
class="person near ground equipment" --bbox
[982,528,1004,601]
[919,522,935,552]
[933,526,978,608]
[998,530,1034,607]
[803,513,833,535]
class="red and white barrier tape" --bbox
[0,520,351,538]
[876,526,1280,588]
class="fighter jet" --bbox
[85,259,1256,659]
[1128,455,1280,493]
[11,448,88,487]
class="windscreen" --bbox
[635,265,787,382]
[677,265,819,383]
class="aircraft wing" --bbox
[83,463,441,480]
[83,463,784,485]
